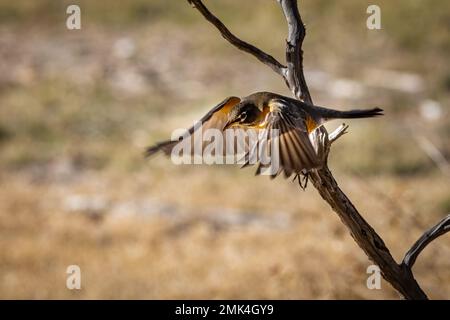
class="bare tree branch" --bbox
[185,0,448,300]
[403,214,450,269]
[277,0,429,300]
[187,0,286,77]
[329,123,349,143]
[278,0,312,102]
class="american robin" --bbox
[146,91,383,179]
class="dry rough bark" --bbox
[186,0,449,299]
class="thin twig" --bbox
[188,0,286,77]
[329,123,349,143]
[403,214,450,269]
[414,135,450,178]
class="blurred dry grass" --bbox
[0,0,449,299]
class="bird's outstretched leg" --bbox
[293,171,309,191]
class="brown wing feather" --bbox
[145,96,240,157]
[253,107,320,178]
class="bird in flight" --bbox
[146,92,383,183]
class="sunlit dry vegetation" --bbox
[0,0,449,299]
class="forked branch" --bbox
[186,0,449,300]
[187,0,286,77]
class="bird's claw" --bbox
[293,171,309,191]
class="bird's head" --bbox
[224,102,260,129]
[224,92,274,129]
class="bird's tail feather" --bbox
[317,107,384,120]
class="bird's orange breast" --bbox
[244,105,271,129]
[305,115,318,133]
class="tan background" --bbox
[0,0,449,299]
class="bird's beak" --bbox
[223,119,236,130]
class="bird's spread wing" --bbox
[146,96,320,178]
[145,96,241,157]
[247,101,321,178]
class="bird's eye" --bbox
[240,111,247,122]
